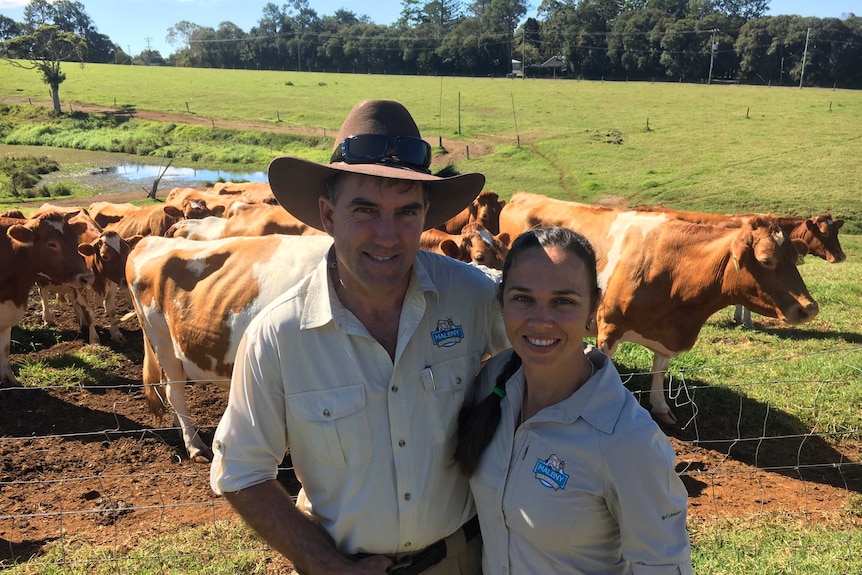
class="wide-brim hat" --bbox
[268,99,485,231]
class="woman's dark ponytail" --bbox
[454,352,522,476]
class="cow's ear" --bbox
[439,239,461,260]
[78,243,96,257]
[496,232,511,248]
[731,229,754,265]
[212,205,226,217]
[126,235,145,250]
[792,239,809,258]
[834,218,844,229]
[499,198,506,207]
[7,224,34,246]
[164,206,184,218]
[71,220,90,237]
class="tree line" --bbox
[2,0,861,89]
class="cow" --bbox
[104,204,185,239]
[88,201,138,228]
[210,181,277,205]
[70,231,142,344]
[1,211,96,386]
[125,234,335,462]
[221,202,327,238]
[499,192,819,425]
[164,187,229,219]
[419,222,510,269]
[634,205,845,326]
[437,190,506,235]
[165,216,228,241]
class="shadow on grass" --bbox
[615,364,862,495]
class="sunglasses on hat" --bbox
[330,134,432,173]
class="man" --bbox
[210,99,509,575]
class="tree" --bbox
[0,15,23,40]
[2,24,87,113]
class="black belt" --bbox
[352,515,480,575]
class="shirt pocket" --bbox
[421,353,480,445]
[286,384,371,467]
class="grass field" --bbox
[1,63,860,573]
[2,61,861,231]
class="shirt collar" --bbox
[299,249,440,330]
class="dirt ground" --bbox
[1,283,860,568]
[1,101,860,567]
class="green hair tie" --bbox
[492,386,506,399]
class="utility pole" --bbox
[145,37,152,51]
[799,27,811,88]
[707,29,717,85]
[522,27,526,80]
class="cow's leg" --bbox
[72,288,100,345]
[38,285,59,326]
[102,282,125,344]
[732,305,753,328]
[0,325,18,386]
[649,354,677,426]
[164,381,213,463]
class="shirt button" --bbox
[404,493,411,501]
[322,409,331,417]
[398,440,406,447]
[404,542,412,548]
[455,377,462,384]
[391,385,399,392]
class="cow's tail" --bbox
[141,327,169,422]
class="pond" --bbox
[107,164,268,184]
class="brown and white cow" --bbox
[221,202,327,238]
[420,222,510,269]
[70,231,142,344]
[499,192,819,425]
[438,190,506,235]
[634,205,845,326]
[126,234,335,461]
[165,216,228,241]
[1,211,95,386]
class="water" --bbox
[105,164,268,183]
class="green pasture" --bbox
[1,61,860,230]
[1,63,860,572]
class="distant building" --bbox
[511,59,523,78]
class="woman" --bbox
[455,226,693,575]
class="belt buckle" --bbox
[386,553,414,574]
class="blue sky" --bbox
[0,0,857,57]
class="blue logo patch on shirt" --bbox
[431,317,464,348]
[534,454,569,490]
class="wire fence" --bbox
[1,345,861,573]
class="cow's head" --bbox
[802,214,846,263]
[469,191,506,235]
[7,211,95,288]
[439,223,509,270]
[729,216,818,325]
[78,231,142,286]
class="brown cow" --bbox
[164,187,228,219]
[221,202,326,237]
[1,211,95,385]
[438,190,506,235]
[104,204,184,239]
[420,222,510,269]
[88,201,138,228]
[499,192,819,425]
